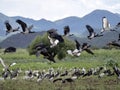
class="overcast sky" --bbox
[0,0,120,21]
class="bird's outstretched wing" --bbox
[16,19,27,32]
[86,25,94,36]
[4,21,12,31]
[84,48,94,55]
[0,58,6,68]
[74,39,80,50]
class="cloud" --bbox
[0,0,120,21]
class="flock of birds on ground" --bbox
[0,16,120,83]
[0,57,120,83]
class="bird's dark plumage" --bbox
[4,47,16,54]
[82,43,94,55]
[118,34,120,41]
[113,66,120,78]
[34,43,56,63]
[64,26,70,36]
[86,25,103,39]
[16,19,34,34]
[4,20,19,35]
[5,21,12,31]
[62,78,74,83]
[47,29,64,48]
[53,78,62,83]
[107,41,120,47]
[74,39,81,50]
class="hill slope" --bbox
[0,31,45,48]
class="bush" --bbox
[105,59,118,67]
[27,33,75,60]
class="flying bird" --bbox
[47,29,64,48]
[101,16,117,33]
[4,20,19,35]
[107,41,120,47]
[67,40,94,56]
[16,19,34,34]
[67,39,81,57]
[82,43,94,55]
[34,43,56,63]
[86,25,103,39]
[63,25,73,36]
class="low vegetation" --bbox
[0,49,120,90]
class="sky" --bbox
[0,0,120,21]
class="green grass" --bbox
[0,48,120,90]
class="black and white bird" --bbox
[81,43,94,55]
[34,43,56,63]
[113,66,120,79]
[16,19,34,34]
[101,17,117,33]
[67,39,82,56]
[4,20,19,35]
[63,25,73,36]
[86,25,103,39]
[47,29,64,48]
[67,40,94,56]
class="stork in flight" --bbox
[63,25,74,36]
[47,29,64,48]
[16,19,34,34]
[4,20,19,35]
[86,25,103,40]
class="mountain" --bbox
[0,31,45,48]
[0,9,120,48]
[1,26,120,48]
[0,9,120,37]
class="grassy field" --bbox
[0,48,120,90]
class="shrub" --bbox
[27,33,75,60]
[105,59,118,67]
